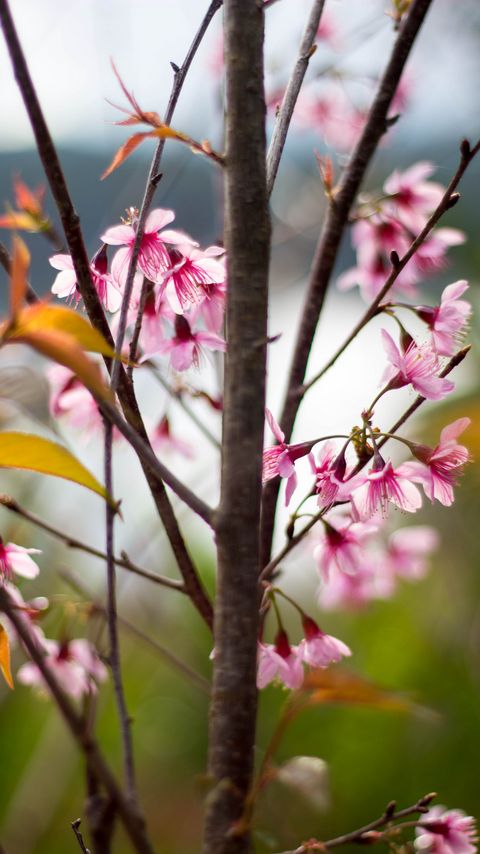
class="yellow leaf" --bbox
[10,235,30,318]
[0,625,14,689]
[8,304,117,358]
[101,131,155,180]
[0,212,38,231]
[0,432,110,501]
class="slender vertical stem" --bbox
[203,1,270,852]
[260,0,434,566]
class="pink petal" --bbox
[100,224,134,246]
[144,208,175,233]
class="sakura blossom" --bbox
[48,364,106,440]
[415,806,477,854]
[101,207,191,288]
[17,637,108,700]
[50,245,123,312]
[160,243,226,314]
[299,616,351,668]
[257,631,304,690]
[385,525,439,581]
[401,418,471,506]
[416,280,471,356]
[354,456,422,519]
[310,443,365,510]
[383,162,445,232]
[144,314,226,371]
[150,415,194,458]
[318,562,391,610]
[0,540,41,580]
[294,85,366,152]
[313,518,378,582]
[263,409,315,506]
[381,329,455,400]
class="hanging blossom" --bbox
[354,455,422,519]
[149,415,194,459]
[384,525,439,581]
[257,630,304,690]
[381,330,455,400]
[50,244,122,312]
[298,616,351,668]
[160,243,226,314]
[143,314,226,371]
[263,409,316,506]
[0,539,41,580]
[416,280,471,357]
[18,637,108,700]
[401,418,471,507]
[101,207,191,288]
[294,83,366,153]
[383,161,445,232]
[415,806,477,854]
[310,442,365,510]
[313,517,378,582]
[48,365,113,441]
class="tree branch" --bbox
[0,585,155,854]
[266,0,326,196]
[203,0,270,851]
[260,0,435,566]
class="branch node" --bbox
[460,138,471,159]
[446,191,460,209]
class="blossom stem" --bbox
[266,0,327,195]
[261,0,436,567]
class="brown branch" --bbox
[0,493,185,590]
[276,793,436,854]
[0,585,155,854]
[203,0,270,851]
[260,0,435,566]
[71,819,91,854]
[303,139,480,394]
[266,0,326,195]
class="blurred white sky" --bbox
[0,0,479,151]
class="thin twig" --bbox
[71,819,91,854]
[266,0,326,196]
[150,367,221,450]
[276,793,437,853]
[61,569,210,694]
[0,493,185,591]
[104,421,137,800]
[260,347,469,581]
[0,585,154,854]
[303,139,480,394]
[108,0,224,373]
[260,0,435,566]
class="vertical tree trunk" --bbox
[203,1,270,852]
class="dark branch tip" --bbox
[170,61,180,74]
[446,192,460,210]
[390,249,400,268]
[460,139,471,159]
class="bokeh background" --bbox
[0,1,480,852]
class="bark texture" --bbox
[203,1,270,851]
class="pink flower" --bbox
[263,409,315,506]
[415,806,477,854]
[257,630,304,690]
[18,637,108,700]
[313,519,377,582]
[145,314,226,371]
[101,208,190,287]
[48,365,109,441]
[299,617,351,668]
[316,9,342,49]
[385,525,439,580]
[381,329,455,400]
[160,244,226,314]
[383,162,444,232]
[354,457,422,519]
[150,415,194,458]
[310,443,365,510]
[0,540,41,580]
[188,276,226,333]
[401,418,470,506]
[295,85,366,152]
[50,246,122,313]
[416,280,471,356]
[318,563,390,610]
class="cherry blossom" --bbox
[381,330,455,400]
[257,630,304,690]
[318,562,391,610]
[401,418,470,506]
[0,539,41,580]
[299,616,351,668]
[416,280,471,356]
[144,314,226,371]
[385,525,439,580]
[310,443,365,510]
[150,415,194,458]
[50,245,122,312]
[160,244,226,314]
[383,162,444,231]
[18,637,108,700]
[263,409,315,506]
[313,518,377,582]
[48,365,107,440]
[415,806,477,854]
[101,207,190,288]
[354,456,422,519]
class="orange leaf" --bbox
[9,303,118,358]
[101,131,155,180]
[10,235,30,318]
[0,625,13,689]
[0,212,38,231]
[13,177,44,217]
[298,668,411,713]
